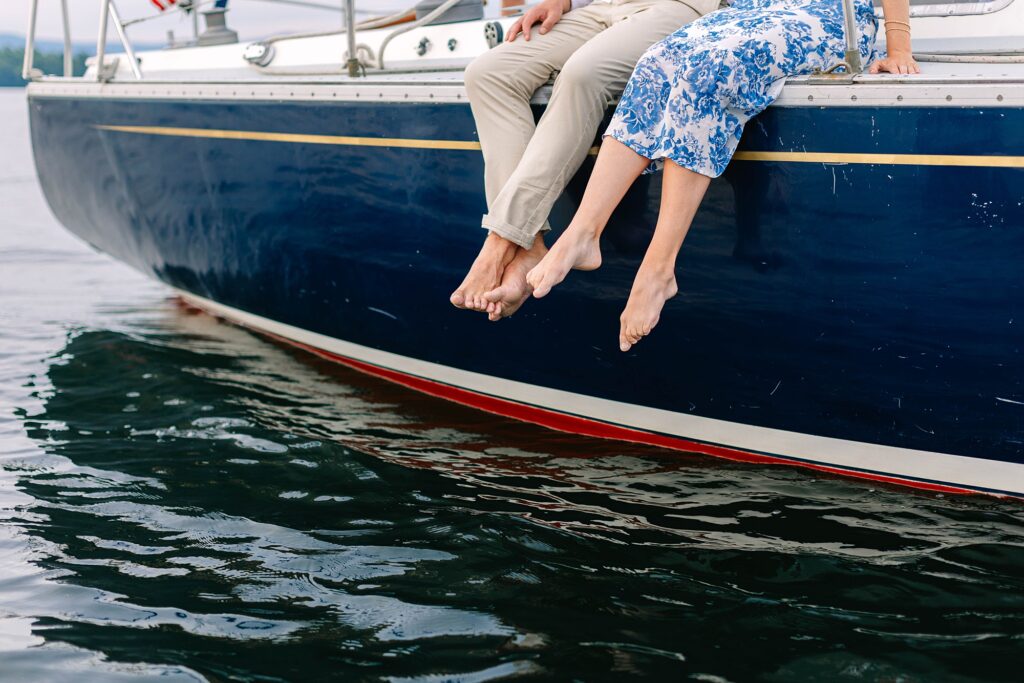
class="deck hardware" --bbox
[197,7,238,46]
[806,62,855,84]
[378,0,463,69]
[417,37,433,56]
[96,56,120,82]
[484,21,504,49]
[448,38,458,52]
[821,62,851,75]
[244,42,276,67]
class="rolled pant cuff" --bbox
[480,216,537,250]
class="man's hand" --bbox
[506,0,571,42]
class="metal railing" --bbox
[23,0,143,81]
[343,0,359,77]
[841,0,864,74]
[23,0,73,79]
[98,1,144,79]
[22,0,408,81]
[21,0,249,82]
[19,1,881,82]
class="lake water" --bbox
[1,87,1022,681]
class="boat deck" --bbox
[23,2,1021,110]
[29,62,1024,110]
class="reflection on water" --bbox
[2,88,1023,682]
[4,307,1024,681]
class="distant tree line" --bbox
[0,48,87,86]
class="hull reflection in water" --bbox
[8,302,1024,681]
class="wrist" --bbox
[885,37,913,53]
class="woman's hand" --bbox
[869,50,921,75]
[506,0,571,42]
[873,0,919,74]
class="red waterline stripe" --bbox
[179,297,984,497]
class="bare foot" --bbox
[525,224,602,298]
[619,266,678,352]
[482,239,548,321]
[451,233,518,311]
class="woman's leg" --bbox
[619,160,710,351]
[525,138,650,298]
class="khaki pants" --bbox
[465,0,714,249]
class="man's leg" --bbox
[451,8,605,311]
[481,1,703,315]
[481,1,702,249]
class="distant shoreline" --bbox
[0,47,87,86]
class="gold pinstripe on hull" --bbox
[95,125,482,151]
[95,124,1024,169]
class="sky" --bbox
[0,0,488,46]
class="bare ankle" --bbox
[528,236,548,254]
[483,232,519,258]
[640,260,675,278]
[565,219,602,240]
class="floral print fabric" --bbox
[605,0,877,177]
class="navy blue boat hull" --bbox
[27,93,1024,496]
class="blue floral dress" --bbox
[605,0,878,177]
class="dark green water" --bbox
[1,88,1023,681]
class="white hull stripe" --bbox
[177,290,1024,497]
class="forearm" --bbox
[880,0,913,55]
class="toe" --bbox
[485,284,514,304]
[525,269,540,291]
[450,290,466,308]
[532,276,552,299]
